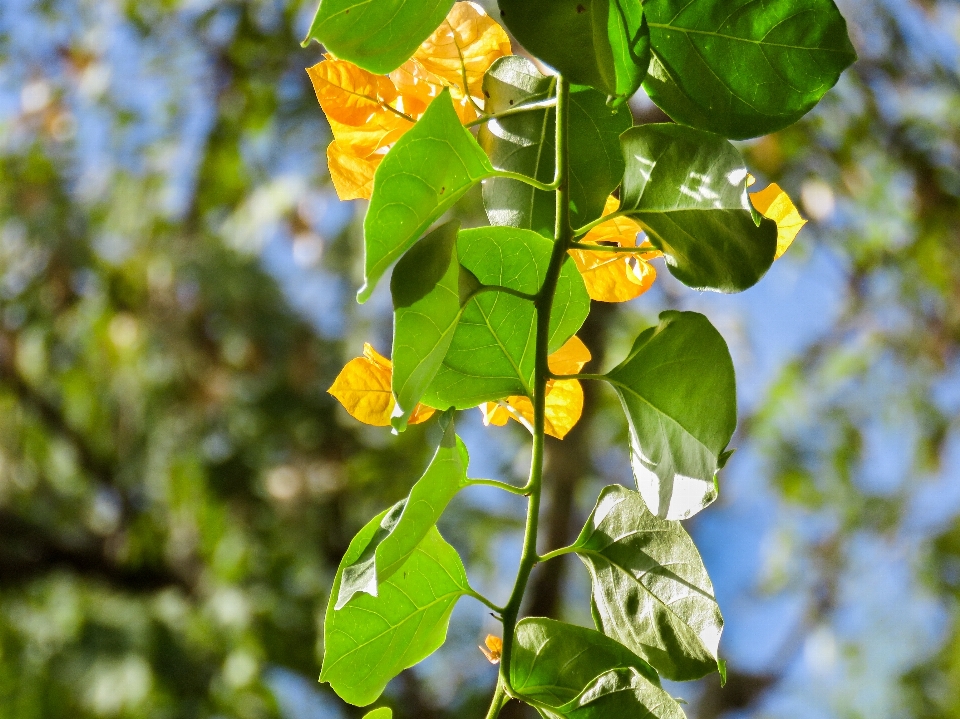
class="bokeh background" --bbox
[1,1,959,717]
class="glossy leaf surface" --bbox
[303,0,455,75]
[422,227,589,409]
[510,618,683,718]
[606,311,736,520]
[321,516,469,706]
[572,484,723,680]
[552,667,686,719]
[497,0,650,99]
[479,57,632,236]
[336,418,469,608]
[391,221,462,430]
[643,0,857,139]
[620,124,777,293]
[361,90,494,302]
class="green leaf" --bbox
[510,618,683,719]
[422,227,589,409]
[572,485,723,681]
[497,0,651,99]
[362,710,392,719]
[479,57,632,236]
[605,311,736,520]
[361,90,495,303]
[553,668,686,719]
[336,416,469,608]
[619,124,777,293]
[302,0,454,75]
[321,519,470,706]
[643,0,857,139]
[391,221,463,431]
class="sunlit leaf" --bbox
[362,709,392,719]
[307,57,402,126]
[750,183,808,259]
[606,311,736,520]
[391,221,463,431]
[547,335,591,376]
[570,196,661,303]
[336,417,469,608]
[328,344,435,426]
[479,57,632,236]
[321,517,469,706]
[423,228,589,410]
[327,113,410,159]
[572,485,723,681]
[498,0,651,100]
[326,142,381,201]
[303,0,456,75]
[642,0,857,139]
[360,90,495,302]
[510,618,684,718]
[620,124,778,293]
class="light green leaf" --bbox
[361,90,495,303]
[302,0,454,75]
[605,311,736,520]
[497,0,650,99]
[321,520,469,706]
[643,0,857,139]
[362,709,392,719]
[422,227,589,409]
[510,618,684,719]
[619,124,777,293]
[336,417,469,609]
[479,57,632,236]
[572,485,723,681]
[391,221,462,431]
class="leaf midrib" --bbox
[647,22,853,54]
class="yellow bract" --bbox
[569,196,661,303]
[479,634,503,664]
[750,183,808,259]
[307,3,511,199]
[478,336,592,440]
[328,344,435,426]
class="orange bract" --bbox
[328,344,435,426]
[569,196,661,303]
[307,57,400,126]
[750,183,808,259]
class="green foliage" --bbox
[605,311,736,520]
[305,0,853,715]
[619,124,778,293]
[303,0,455,74]
[479,57,632,236]
[497,0,650,100]
[570,485,722,680]
[643,0,858,139]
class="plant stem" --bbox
[464,97,558,128]
[538,545,578,563]
[569,241,658,254]
[484,677,509,719]
[572,210,631,238]
[490,170,561,192]
[468,478,530,496]
[468,589,505,615]
[548,373,607,382]
[494,77,571,711]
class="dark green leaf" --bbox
[391,221,462,431]
[572,484,723,681]
[321,518,469,706]
[336,417,469,608]
[510,618,683,718]
[360,90,494,302]
[422,227,589,409]
[497,0,650,99]
[643,0,857,139]
[302,0,454,74]
[620,124,777,293]
[479,57,632,236]
[605,311,736,520]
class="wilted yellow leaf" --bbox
[326,142,381,201]
[480,634,503,664]
[328,344,435,426]
[569,196,660,303]
[477,336,591,440]
[750,183,808,259]
[307,57,401,126]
